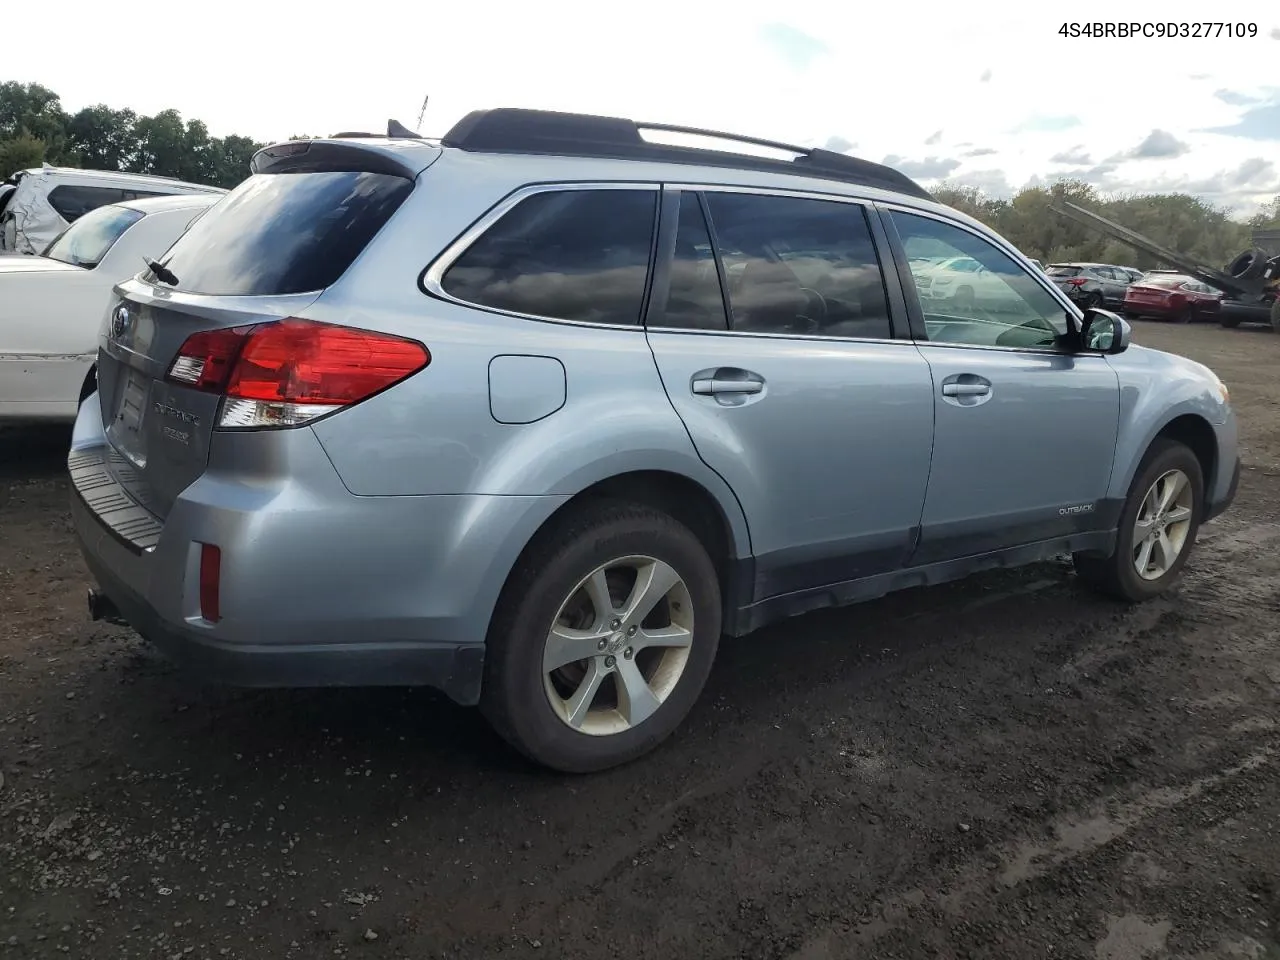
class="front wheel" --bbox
[481,501,722,773]
[1270,298,1280,334]
[1074,439,1204,602]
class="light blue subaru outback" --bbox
[69,109,1240,772]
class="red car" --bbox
[1123,273,1224,323]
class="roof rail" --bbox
[439,108,933,201]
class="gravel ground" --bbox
[2,320,1279,960]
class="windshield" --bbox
[42,203,145,269]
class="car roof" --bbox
[116,192,224,215]
[17,165,225,193]
[254,107,936,204]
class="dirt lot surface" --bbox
[2,321,1279,960]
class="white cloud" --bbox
[6,0,1276,215]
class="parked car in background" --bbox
[0,166,224,256]
[70,109,1238,773]
[1029,258,1045,272]
[1123,273,1224,323]
[1046,262,1136,310]
[1,193,222,423]
[913,254,1033,313]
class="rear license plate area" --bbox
[106,367,151,469]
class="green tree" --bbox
[0,81,70,166]
[66,105,140,170]
[0,132,47,177]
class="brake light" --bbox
[166,318,429,429]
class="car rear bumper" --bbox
[73,502,485,699]
[67,394,569,704]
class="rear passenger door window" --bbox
[699,192,893,340]
[441,187,658,326]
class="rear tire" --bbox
[480,500,722,773]
[1074,439,1204,602]
[1219,313,1242,329]
[1085,291,1103,310]
[1270,298,1280,334]
[1173,305,1194,324]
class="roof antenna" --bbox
[387,118,422,139]
[416,94,429,132]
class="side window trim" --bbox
[644,187,681,329]
[419,181,662,330]
[644,188,734,332]
[863,204,912,340]
[875,201,1085,353]
[696,191,735,330]
[648,183,906,344]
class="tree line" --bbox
[1,81,265,189]
[4,80,1278,268]
[930,180,1278,271]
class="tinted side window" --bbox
[703,192,892,339]
[893,211,1070,349]
[442,189,657,326]
[652,193,728,330]
[46,185,128,223]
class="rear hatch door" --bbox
[96,141,433,519]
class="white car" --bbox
[0,193,223,424]
[913,255,1033,314]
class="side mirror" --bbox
[1081,308,1130,354]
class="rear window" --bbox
[42,204,145,268]
[1047,265,1083,277]
[45,184,169,223]
[155,171,413,296]
[1143,276,1188,288]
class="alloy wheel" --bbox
[542,556,694,736]
[1132,469,1194,580]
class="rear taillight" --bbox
[166,318,429,429]
[1066,277,1088,287]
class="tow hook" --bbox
[87,588,128,627]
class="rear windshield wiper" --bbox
[144,257,179,286]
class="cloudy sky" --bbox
[11,0,1280,215]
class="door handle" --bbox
[692,378,764,396]
[941,382,990,397]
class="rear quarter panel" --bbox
[0,268,102,355]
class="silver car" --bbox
[70,109,1240,772]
